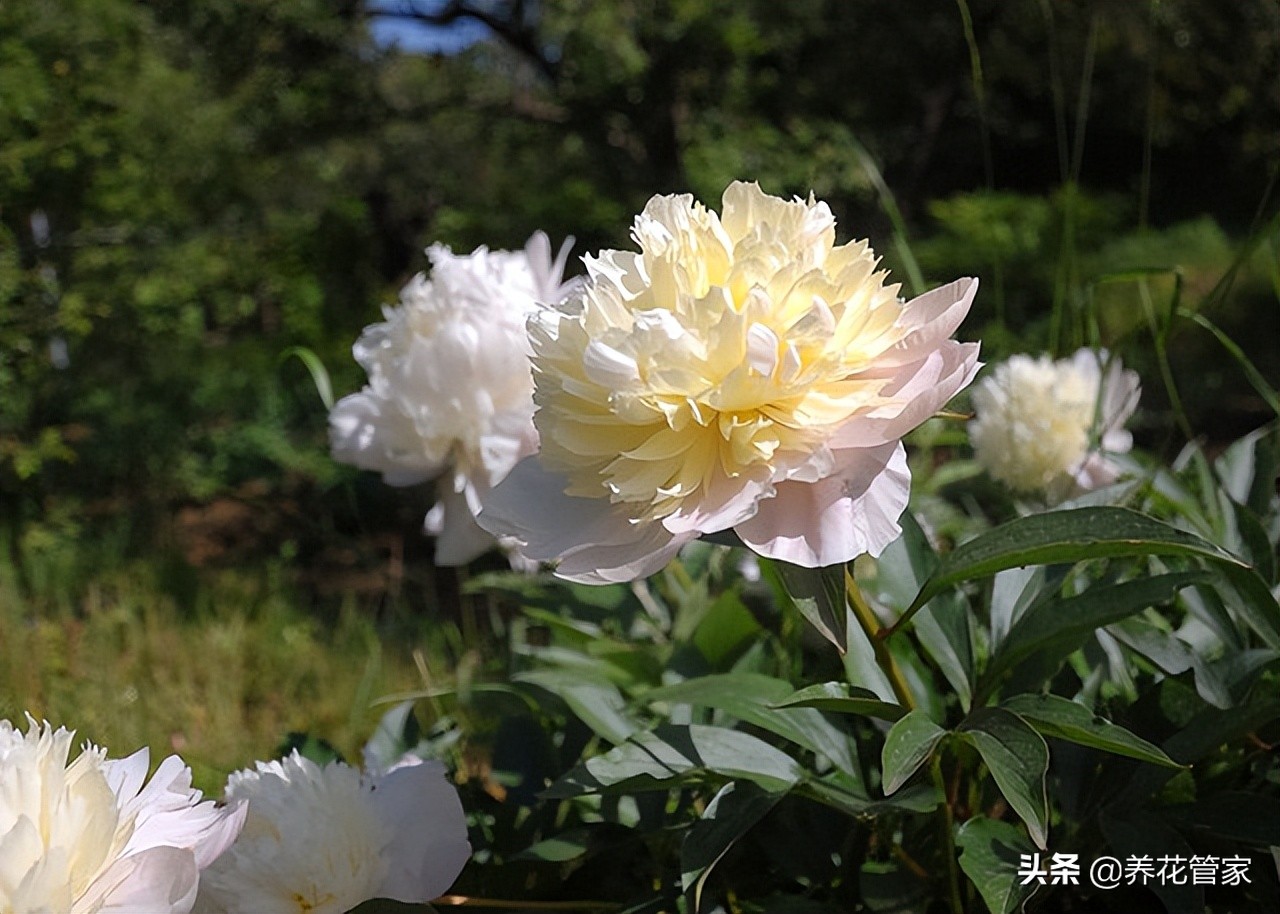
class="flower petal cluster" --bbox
[969,348,1140,500]
[193,751,470,914]
[480,182,980,581]
[330,232,576,565]
[0,717,244,914]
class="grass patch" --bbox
[0,555,446,793]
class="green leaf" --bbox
[682,782,783,910]
[280,346,333,410]
[544,724,804,798]
[1105,617,1232,709]
[1002,693,1181,768]
[881,711,947,795]
[980,570,1209,696]
[898,507,1248,630]
[769,561,848,653]
[771,682,906,722]
[874,511,973,709]
[799,774,943,816]
[989,565,1069,649]
[514,669,641,744]
[955,817,1040,914]
[644,673,862,781]
[1181,308,1280,420]
[362,700,421,773]
[958,708,1050,849]
[691,590,764,668]
[1215,561,1280,651]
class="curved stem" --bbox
[844,568,915,711]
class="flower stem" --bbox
[933,754,966,914]
[844,568,915,711]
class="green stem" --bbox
[933,754,965,914]
[844,568,915,711]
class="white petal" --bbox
[81,846,200,914]
[329,391,438,485]
[735,442,909,566]
[554,526,694,584]
[831,341,981,448]
[876,277,978,367]
[371,758,472,903]
[427,486,499,566]
[660,465,774,536]
[479,457,641,556]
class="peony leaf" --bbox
[895,507,1251,633]
[544,724,804,799]
[955,817,1041,914]
[874,510,974,709]
[681,782,784,908]
[881,711,947,795]
[957,708,1050,849]
[1002,693,1180,768]
[515,669,642,745]
[771,682,906,722]
[766,561,848,653]
[978,570,1209,698]
[644,673,862,782]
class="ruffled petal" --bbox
[735,442,909,567]
[109,754,245,871]
[329,391,439,485]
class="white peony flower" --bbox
[330,232,577,566]
[193,751,470,914]
[969,348,1141,500]
[479,181,980,581]
[0,716,245,914]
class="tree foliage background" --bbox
[2,0,1278,592]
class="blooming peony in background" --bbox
[969,348,1141,501]
[0,717,244,914]
[480,181,981,581]
[192,750,470,914]
[330,232,578,566]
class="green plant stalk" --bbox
[1138,278,1197,447]
[933,753,965,914]
[844,568,915,711]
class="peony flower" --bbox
[0,716,244,914]
[478,181,980,581]
[193,751,470,914]
[968,348,1141,501]
[330,232,577,566]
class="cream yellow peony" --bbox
[329,232,576,566]
[969,348,1140,501]
[479,182,980,581]
[0,717,244,914]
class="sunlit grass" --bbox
[0,555,445,793]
